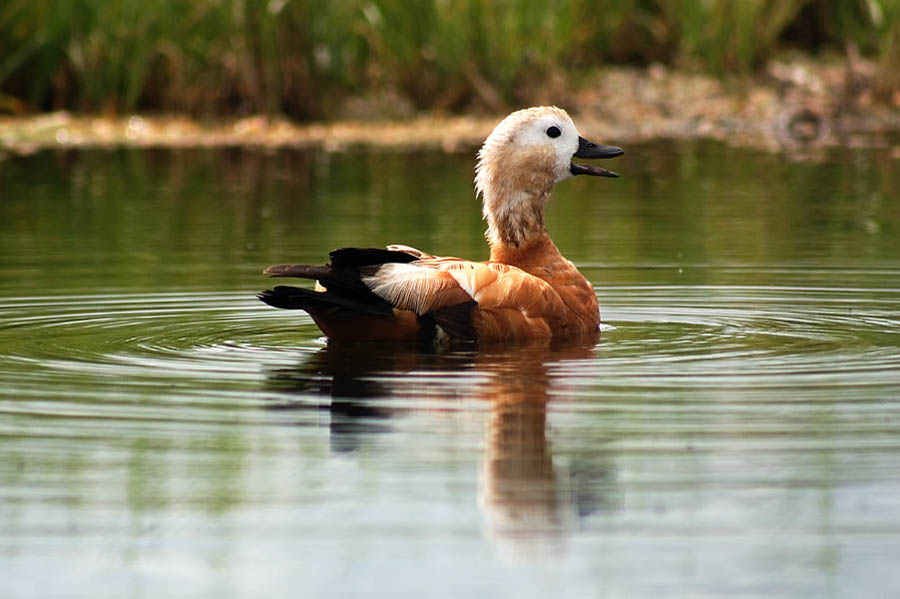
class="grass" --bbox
[1,0,898,118]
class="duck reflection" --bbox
[265,337,616,557]
[473,341,619,559]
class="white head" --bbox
[474,106,622,247]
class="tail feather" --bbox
[262,247,420,299]
[262,264,371,298]
[259,247,441,342]
[257,285,393,317]
[263,264,331,278]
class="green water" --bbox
[1,141,899,598]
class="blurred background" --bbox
[1,0,898,120]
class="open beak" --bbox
[570,136,623,178]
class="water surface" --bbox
[1,142,899,598]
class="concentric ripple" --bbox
[1,283,898,414]
[0,292,328,436]
[0,292,313,375]
[591,284,900,392]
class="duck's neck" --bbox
[489,228,562,267]
[483,183,554,247]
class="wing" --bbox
[261,247,570,342]
[362,258,568,339]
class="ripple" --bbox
[1,292,316,358]
[592,286,900,386]
[0,285,899,417]
[0,292,330,432]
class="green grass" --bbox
[1,0,898,118]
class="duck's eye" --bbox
[546,126,561,138]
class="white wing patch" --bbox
[362,263,467,314]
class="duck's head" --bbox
[475,106,622,247]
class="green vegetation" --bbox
[1,0,898,118]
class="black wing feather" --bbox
[259,247,422,318]
[328,247,419,269]
[426,301,478,341]
[257,285,394,317]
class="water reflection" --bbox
[265,338,616,558]
[477,341,616,560]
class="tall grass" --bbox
[663,0,809,73]
[1,0,898,118]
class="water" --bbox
[1,141,899,598]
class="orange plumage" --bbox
[259,106,622,343]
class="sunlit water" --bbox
[1,142,899,598]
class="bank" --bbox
[2,59,899,157]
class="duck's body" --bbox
[259,106,622,343]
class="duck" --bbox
[258,106,622,343]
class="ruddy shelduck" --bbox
[259,106,622,343]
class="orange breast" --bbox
[486,234,600,340]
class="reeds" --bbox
[1,0,897,118]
